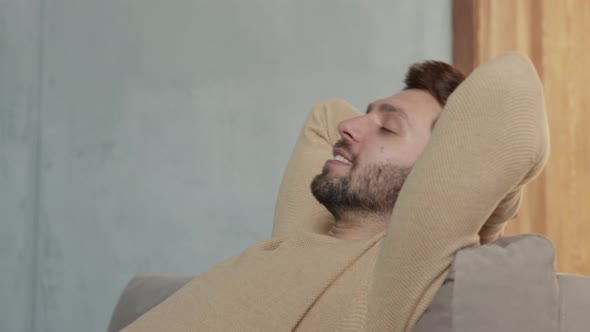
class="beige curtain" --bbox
[453,0,590,275]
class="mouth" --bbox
[330,148,353,166]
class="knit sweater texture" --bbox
[124,52,549,331]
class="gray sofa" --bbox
[108,235,590,331]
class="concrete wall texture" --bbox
[0,1,451,331]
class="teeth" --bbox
[334,154,352,165]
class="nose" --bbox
[337,115,366,144]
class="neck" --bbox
[328,213,389,241]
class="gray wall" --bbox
[0,1,451,331]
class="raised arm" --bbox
[367,53,550,331]
[272,99,361,237]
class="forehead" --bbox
[370,89,442,124]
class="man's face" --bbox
[311,89,443,219]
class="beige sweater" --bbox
[124,53,549,331]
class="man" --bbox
[309,61,464,241]
[124,53,548,331]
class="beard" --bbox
[310,158,411,220]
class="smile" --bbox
[333,154,353,166]
[330,147,353,166]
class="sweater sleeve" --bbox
[366,53,550,331]
[271,99,362,237]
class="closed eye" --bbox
[380,127,396,135]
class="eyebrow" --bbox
[366,103,412,128]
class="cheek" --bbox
[356,136,428,170]
[402,143,430,167]
[382,145,422,169]
[354,146,400,170]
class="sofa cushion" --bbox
[453,234,559,332]
[414,234,559,332]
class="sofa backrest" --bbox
[557,273,590,332]
[107,275,192,332]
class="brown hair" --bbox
[404,61,465,106]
